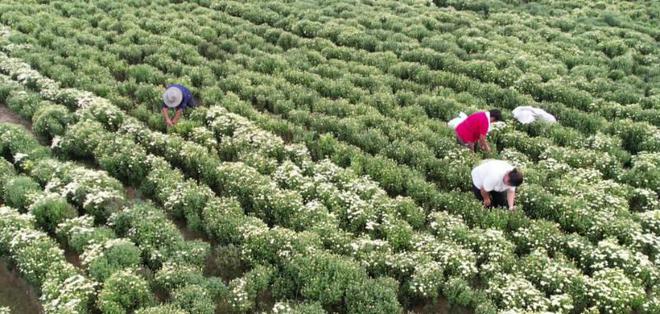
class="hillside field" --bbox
[0,0,658,313]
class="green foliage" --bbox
[32,104,72,140]
[2,175,41,211]
[28,194,77,234]
[97,269,155,314]
[172,284,216,314]
[85,239,141,282]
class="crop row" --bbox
[1,0,658,159]
[1,33,660,312]
[211,0,660,125]
[0,1,656,312]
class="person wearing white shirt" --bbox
[471,159,524,210]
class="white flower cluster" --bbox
[585,268,645,313]
[0,206,35,244]
[271,302,294,313]
[207,106,284,158]
[228,277,250,312]
[500,148,531,168]
[0,207,94,313]
[41,163,123,218]
[522,249,582,295]
[639,210,660,234]
[408,261,445,298]
[428,211,469,240]
[80,238,134,267]
[41,273,97,314]
[413,235,477,277]
[486,273,550,312]
[585,132,621,151]
[591,238,658,285]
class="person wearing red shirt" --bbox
[455,109,502,152]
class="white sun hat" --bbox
[163,86,183,108]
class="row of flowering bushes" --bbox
[1,0,656,213]
[0,39,588,314]
[0,51,424,312]
[0,1,656,221]
[209,0,659,127]
[2,46,656,312]
[0,123,225,313]
[0,48,576,312]
[215,0,659,121]
[0,1,656,312]
[0,204,95,313]
[1,0,649,167]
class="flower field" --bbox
[0,0,658,313]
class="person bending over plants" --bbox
[471,159,523,210]
[161,84,198,127]
[455,109,503,152]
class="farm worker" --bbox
[161,84,198,127]
[471,159,523,210]
[455,109,502,152]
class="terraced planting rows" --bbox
[0,0,658,313]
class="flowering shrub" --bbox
[0,158,14,186]
[512,220,564,255]
[521,249,584,307]
[35,160,125,222]
[109,204,210,269]
[639,210,660,235]
[0,206,95,313]
[27,193,77,233]
[155,262,226,300]
[241,226,322,266]
[228,265,274,312]
[41,271,97,314]
[270,301,325,314]
[171,284,216,314]
[81,238,141,282]
[97,269,155,314]
[485,272,550,312]
[586,268,645,313]
[622,152,660,194]
[32,104,71,140]
[56,215,115,253]
[2,175,41,211]
[201,197,246,244]
[345,277,401,314]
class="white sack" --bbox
[512,106,556,124]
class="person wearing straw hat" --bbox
[161,84,197,127]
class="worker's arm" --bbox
[478,134,490,152]
[172,108,183,125]
[162,107,173,127]
[480,186,491,207]
[507,189,515,210]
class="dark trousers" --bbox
[472,185,507,208]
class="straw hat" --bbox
[163,87,183,108]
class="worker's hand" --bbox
[509,206,515,211]
[483,198,491,207]
[165,119,173,127]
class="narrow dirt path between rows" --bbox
[0,103,32,132]
[0,260,43,314]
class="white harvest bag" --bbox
[448,112,468,129]
[512,106,556,124]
